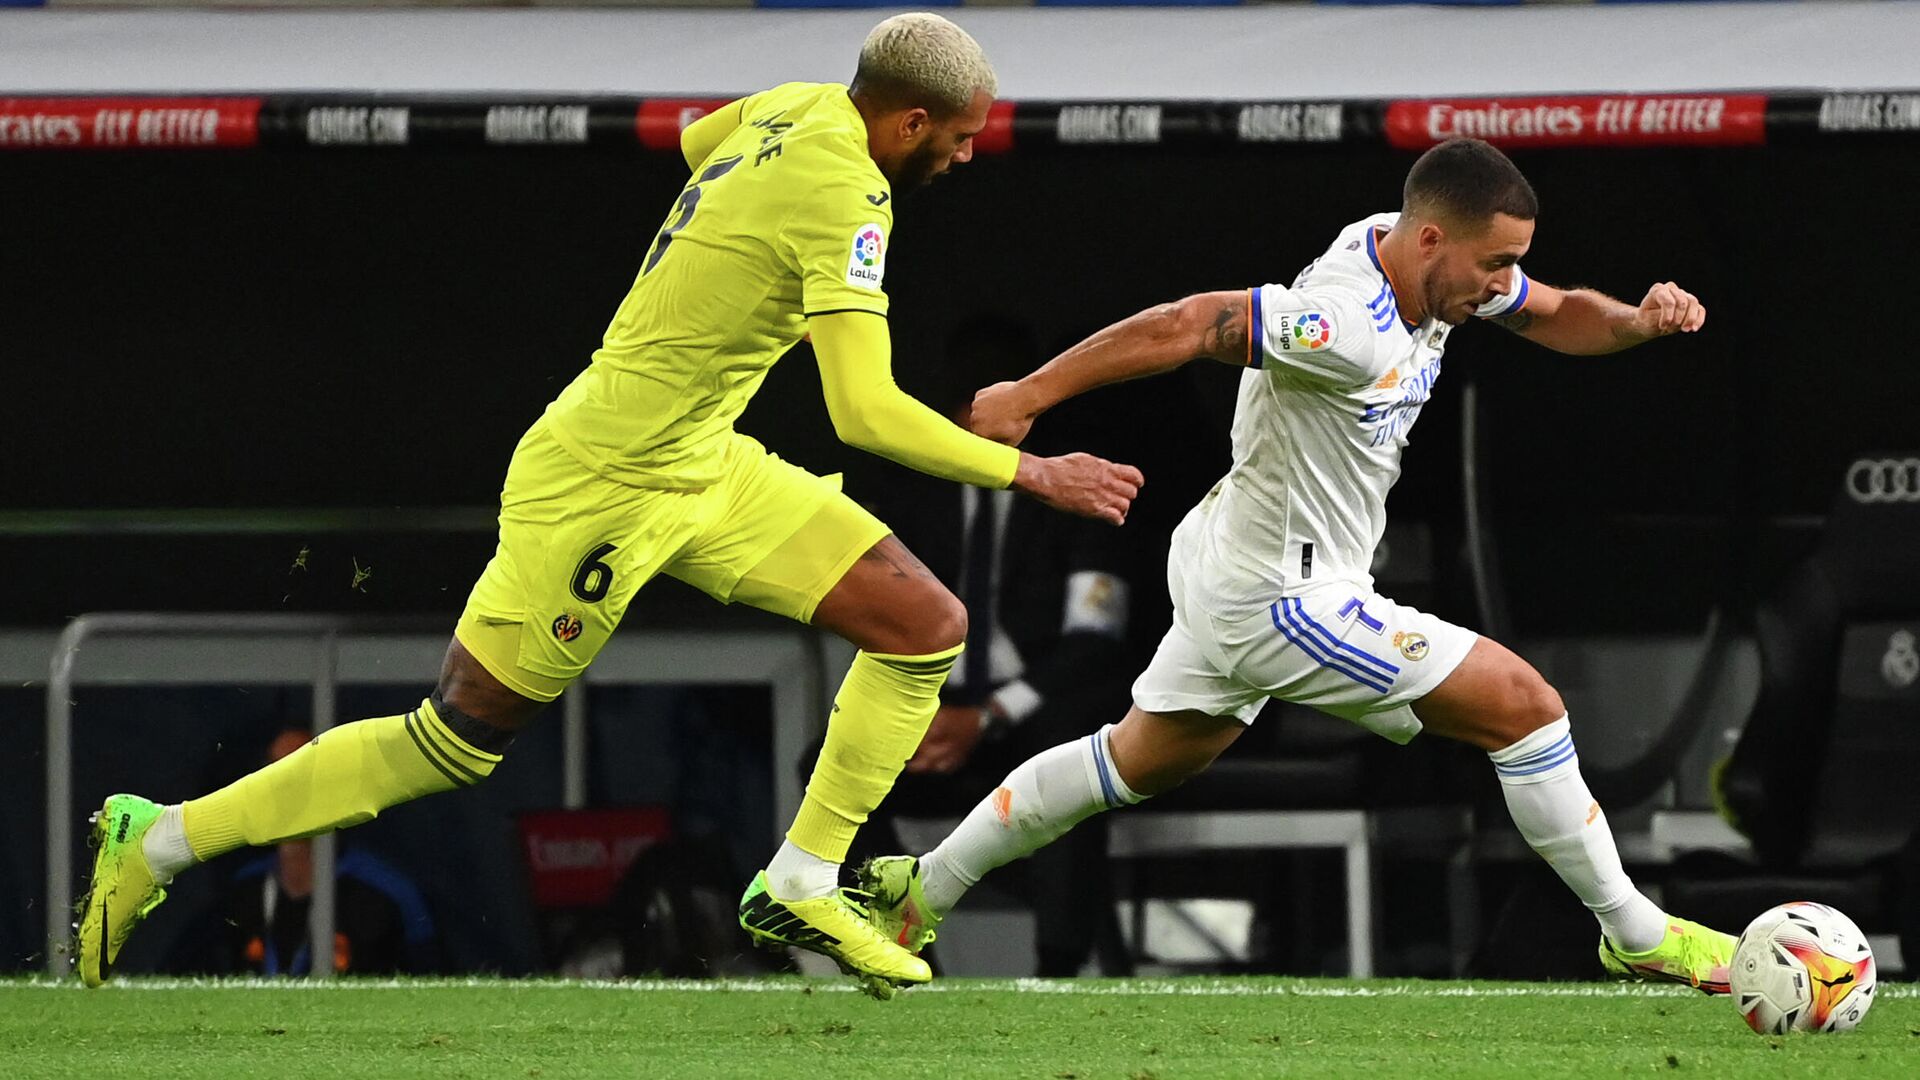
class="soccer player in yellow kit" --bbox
[75,14,1140,997]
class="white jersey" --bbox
[1184,212,1530,607]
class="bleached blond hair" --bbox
[852,13,997,116]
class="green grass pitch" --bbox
[3,976,1912,1079]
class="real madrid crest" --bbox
[1393,630,1429,661]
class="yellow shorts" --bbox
[455,421,890,702]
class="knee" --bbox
[900,584,968,655]
[1500,668,1566,740]
[437,638,547,735]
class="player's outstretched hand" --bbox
[966,380,1040,446]
[1633,281,1706,338]
[1012,452,1143,526]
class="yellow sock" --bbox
[787,645,962,863]
[181,698,501,861]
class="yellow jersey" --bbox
[542,82,896,490]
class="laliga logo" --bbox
[1845,458,1920,504]
[1883,629,1919,691]
[853,227,883,267]
[1292,312,1333,351]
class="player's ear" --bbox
[897,107,932,142]
[1418,222,1446,257]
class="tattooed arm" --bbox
[967,290,1252,445]
[1488,280,1706,355]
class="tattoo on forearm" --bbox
[1491,309,1536,335]
[1199,301,1249,362]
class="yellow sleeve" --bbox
[680,96,750,170]
[780,171,893,318]
[811,311,1020,489]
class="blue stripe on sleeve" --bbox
[1479,271,1530,319]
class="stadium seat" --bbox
[1108,702,1474,978]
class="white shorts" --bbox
[1131,535,1477,743]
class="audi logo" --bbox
[1846,458,1920,504]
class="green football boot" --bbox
[737,871,931,1000]
[856,855,943,956]
[74,794,171,987]
[1599,916,1735,994]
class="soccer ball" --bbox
[1730,902,1876,1034]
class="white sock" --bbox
[141,804,196,883]
[764,839,839,901]
[919,724,1143,915]
[1489,716,1666,954]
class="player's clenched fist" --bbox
[1011,452,1144,526]
[1633,281,1706,338]
[966,380,1041,446]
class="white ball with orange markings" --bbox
[1730,902,1876,1034]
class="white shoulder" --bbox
[1251,281,1391,384]
[1295,214,1394,285]
[1248,212,1404,384]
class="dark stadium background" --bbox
[9,141,1900,626]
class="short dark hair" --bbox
[1402,138,1538,230]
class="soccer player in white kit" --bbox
[860,138,1736,991]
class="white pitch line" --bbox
[5,977,1915,999]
